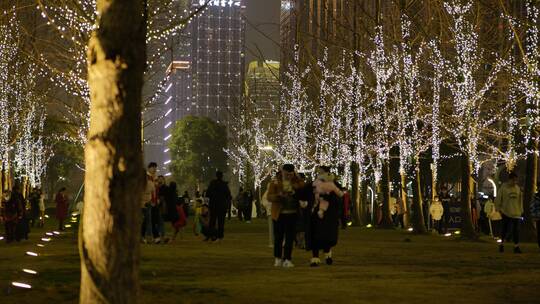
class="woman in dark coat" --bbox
[309,167,344,267]
[55,187,68,231]
[165,182,180,224]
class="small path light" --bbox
[26,251,38,257]
[22,269,38,275]
[12,282,32,289]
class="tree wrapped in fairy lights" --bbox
[36,0,208,144]
[0,9,50,189]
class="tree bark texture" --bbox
[400,171,409,227]
[80,0,146,303]
[351,162,366,226]
[460,153,478,240]
[379,159,394,228]
[522,138,538,241]
[410,164,427,234]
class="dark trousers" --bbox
[243,204,252,221]
[141,207,152,238]
[500,214,520,245]
[4,221,16,242]
[273,213,297,260]
[312,246,331,258]
[210,208,226,239]
[150,206,161,238]
[434,220,443,234]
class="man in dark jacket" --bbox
[206,171,232,241]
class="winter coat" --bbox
[29,192,40,219]
[429,201,444,221]
[206,179,232,212]
[141,173,156,207]
[2,197,22,222]
[266,175,305,221]
[309,191,341,248]
[495,183,523,219]
[55,192,68,220]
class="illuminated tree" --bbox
[79,0,146,302]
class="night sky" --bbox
[245,0,281,64]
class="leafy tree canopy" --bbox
[169,116,228,191]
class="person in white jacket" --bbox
[495,172,523,253]
[429,196,444,234]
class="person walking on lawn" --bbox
[495,172,523,254]
[206,170,232,241]
[267,164,305,268]
[141,162,158,243]
[309,166,343,267]
[55,187,69,231]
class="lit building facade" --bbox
[245,60,280,131]
[280,0,373,67]
[189,0,247,126]
[144,61,191,175]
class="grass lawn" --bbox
[1,217,540,304]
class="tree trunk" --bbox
[400,170,409,227]
[351,162,366,226]
[522,138,538,241]
[460,153,478,240]
[379,159,394,228]
[80,1,146,303]
[410,164,427,234]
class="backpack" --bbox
[530,193,540,219]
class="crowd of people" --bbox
[1,185,47,243]
[141,162,235,244]
[4,161,540,264]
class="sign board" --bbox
[199,0,242,7]
[447,200,462,230]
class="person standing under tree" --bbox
[2,190,17,243]
[141,162,158,243]
[155,175,167,243]
[55,187,68,231]
[495,172,523,254]
[439,186,451,234]
[206,171,232,242]
[267,164,305,268]
[38,189,45,227]
[29,188,41,228]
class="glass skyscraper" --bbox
[189,0,247,126]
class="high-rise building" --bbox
[189,0,247,126]
[144,1,247,172]
[144,61,191,175]
[280,0,374,67]
[245,60,280,131]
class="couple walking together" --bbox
[267,164,343,268]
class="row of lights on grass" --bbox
[11,225,69,290]
[363,224,465,237]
